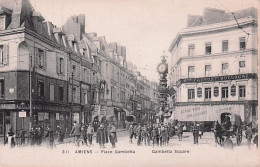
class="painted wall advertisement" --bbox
[176,104,244,122]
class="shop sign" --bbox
[177,73,257,87]
[176,104,244,122]
[197,87,202,98]
[19,110,26,118]
[214,87,219,97]
[231,85,236,96]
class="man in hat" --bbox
[70,121,81,145]
[45,125,54,149]
[151,127,158,147]
[109,123,117,148]
[177,122,183,141]
[87,123,94,146]
[193,124,199,144]
[245,124,253,149]
[96,123,106,149]
[80,125,88,146]
[128,124,135,143]
[136,124,142,146]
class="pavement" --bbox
[0,130,259,167]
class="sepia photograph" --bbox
[0,0,259,166]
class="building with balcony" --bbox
[168,7,258,128]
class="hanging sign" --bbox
[19,110,26,118]
[197,87,202,98]
[214,87,219,97]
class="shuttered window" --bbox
[0,45,9,66]
[35,48,46,69]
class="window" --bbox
[240,37,246,50]
[188,44,195,57]
[0,79,4,99]
[239,86,246,98]
[222,87,228,99]
[72,87,76,102]
[205,88,211,99]
[58,86,64,101]
[84,92,88,104]
[49,83,54,101]
[72,65,76,77]
[38,80,44,100]
[239,61,245,68]
[205,42,211,54]
[188,89,195,100]
[83,68,88,82]
[38,49,45,68]
[222,40,228,52]
[188,66,195,78]
[0,44,9,65]
[121,91,125,102]
[57,57,64,74]
[0,16,5,30]
[205,65,211,76]
[222,63,228,74]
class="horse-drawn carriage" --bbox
[214,112,243,146]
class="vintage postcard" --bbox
[0,0,259,167]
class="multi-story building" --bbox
[0,0,159,139]
[168,8,258,128]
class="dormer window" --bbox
[0,15,5,30]
[0,6,12,30]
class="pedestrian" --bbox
[87,123,94,146]
[151,127,158,147]
[109,123,117,148]
[223,135,233,150]
[70,121,81,145]
[80,125,88,146]
[57,126,64,143]
[245,125,253,149]
[177,122,183,141]
[147,124,152,146]
[141,126,148,145]
[136,124,142,146]
[28,127,34,146]
[253,135,258,149]
[19,129,26,146]
[45,125,54,149]
[128,124,135,143]
[96,124,107,149]
[193,124,199,144]
[7,128,15,148]
[157,126,162,146]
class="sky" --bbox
[30,0,258,82]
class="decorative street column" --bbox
[157,52,168,123]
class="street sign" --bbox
[19,110,26,118]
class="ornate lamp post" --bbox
[157,52,168,123]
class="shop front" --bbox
[175,101,257,131]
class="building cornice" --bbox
[169,17,257,52]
